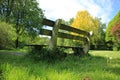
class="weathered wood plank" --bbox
[40,29,52,36]
[58,46,82,48]
[60,24,90,37]
[42,18,55,27]
[40,29,87,41]
[58,32,87,41]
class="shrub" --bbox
[28,47,67,62]
[0,22,16,49]
[113,43,119,51]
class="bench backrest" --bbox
[40,18,91,53]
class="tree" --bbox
[106,10,120,50]
[0,0,14,22]
[0,0,44,48]
[111,22,120,41]
[91,18,106,45]
[106,10,120,42]
[71,10,99,46]
[71,10,98,32]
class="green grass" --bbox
[0,47,28,53]
[0,50,120,80]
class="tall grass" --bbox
[0,50,120,80]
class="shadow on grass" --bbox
[112,59,120,64]
[52,54,107,71]
[106,66,120,75]
[105,58,120,75]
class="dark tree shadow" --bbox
[105,66,120,75]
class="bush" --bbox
[90,45,108,50]
[0,22,16,49]
[28,47,67,62]
[113,43,119,51]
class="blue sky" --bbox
[38,0,120,25]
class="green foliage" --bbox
[57,38,75,46]
[106,10,120,41]
[71,11,106,46]
[112,42,119,51]
[106,10,120,50]
[28,47,66,62]
[91,18,106,45]
[111,22,120,42]
[0,22,16,49]
[31,36,49,45]
[61,18,74,25]
[0,0,44,48]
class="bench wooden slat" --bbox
[26,45,83,50]
[58,32,87,41]
[40,29,87,41]
[25,44,47,46]
[42,18,55,27]
[60,24,90,37]
[58,46,82,48]
[40,29,52,36]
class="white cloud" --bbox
[38,0,113,23]
[38,0,85,21]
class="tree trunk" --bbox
[15,36,19,48]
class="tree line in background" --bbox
[0,0,120,50]
[106,10,120,51]
[0,0,44,49]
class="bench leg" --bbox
[83,44,89,54]
[33,46,44,50]
[72,48,84,56]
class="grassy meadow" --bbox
[0,50,120,80]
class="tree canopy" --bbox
[91,18,106,45]
[106,10,120,42]
[110,22,120,41]
[71,10,98,32]
[0,0,44,48]
[71,10,106,46]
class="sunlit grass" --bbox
[0,50,120,80]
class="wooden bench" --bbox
[27,18,92,55]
